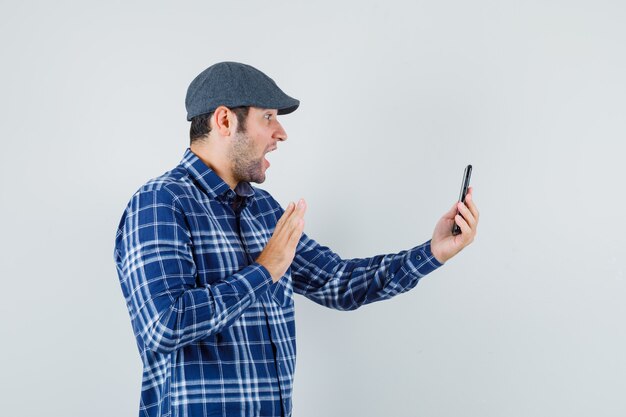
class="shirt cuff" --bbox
[404,240,443,277]
[244,262,274,297]
[221,263,273,304]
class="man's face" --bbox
[228,107,288,185]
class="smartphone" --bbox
[452,164,473,235]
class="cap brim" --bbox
[277,101,300,115]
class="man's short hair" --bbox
[189,106,250,145]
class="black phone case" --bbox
[452,164,472,235]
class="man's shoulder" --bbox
[131,165,192,203]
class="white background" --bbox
[1,1,625,416]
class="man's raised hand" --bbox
[256,199,307,282]
[431,187,479,264]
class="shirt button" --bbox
[416,255,421,260]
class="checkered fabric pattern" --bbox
[114,148,443,417]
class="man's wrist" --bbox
[430,242,447,264]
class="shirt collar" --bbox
[180,148,255,200]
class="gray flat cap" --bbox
[185,61,300,121]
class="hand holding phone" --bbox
[452,164,472,235]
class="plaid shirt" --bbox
[114,148,443,417]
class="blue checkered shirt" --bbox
[114,148,443,417]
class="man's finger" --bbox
[296,199,306,214]
[273,199,306,246]
[288,199,307,228]
[276,201,300,235]
[465,192,479,223]
[288,218,305,248]
[455,214,472,237]
[457,202,476,228]
[276,202,295,230]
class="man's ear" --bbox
[213,106,236,137]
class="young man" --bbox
[114,61,479,417]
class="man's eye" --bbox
[264,114,273,120]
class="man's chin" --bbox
[247,171,266,184]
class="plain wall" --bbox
[1,1,625,416]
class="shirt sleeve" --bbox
[114,187,272,354]
[290,233,443,311]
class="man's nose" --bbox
[274,122,288,142]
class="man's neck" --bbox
[189,145,238,190]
